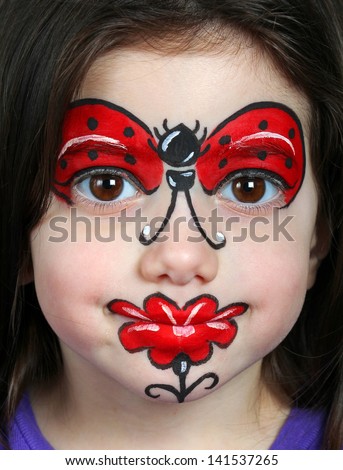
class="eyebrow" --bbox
[58,135,127,160]
[220,133,298,167]
[233,132,295,155]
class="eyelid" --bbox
[216,168,289,193]
[73,167,136,185]
[66,166,148,195]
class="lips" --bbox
[108,293,248,368]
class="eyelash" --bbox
[71,168,142,213]
[68,165,288,218]
[216,169,288,215]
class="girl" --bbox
[0,0,343,450]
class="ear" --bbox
[307,218,331,289]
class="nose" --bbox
[139,221,219,286]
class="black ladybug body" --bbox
[154,119,208,168]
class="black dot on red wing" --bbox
[285,158,293,169]
[288,128,295,139]
[87,117,98,131]
[219,158,228,169]
[124,154,136,165]
[88,150,98,161]
[258,120,268,130]
[257,150,267,160]
[60,159,67,169]
[123,127,135,138]
[219,135,231,145]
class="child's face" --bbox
[30,43,320,403]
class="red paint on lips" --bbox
[108,293,248,368]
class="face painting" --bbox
[54,99,305,249]
[51,98,306,401]
[31,48,319,410]
[54,100,164,203]
[108,293,248,402]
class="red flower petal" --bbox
[119,318,239,367]
[215,303,247,320]
[182,296,218,324]
[108,299,150,321]
[144,295,180,324]
[144,294,218,325]
[113,295,248,368]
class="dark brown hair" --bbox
[1,0,342,449]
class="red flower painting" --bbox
[108,294,247,369]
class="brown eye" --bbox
[232,177,266,203]
[219,174,280,208]
[74,172,138,204]
[89,174,124,201]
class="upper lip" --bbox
[107,292,248,326]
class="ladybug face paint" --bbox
[54,99,164,204]
[154,120,208,167]
[54,99,305,248]
[196,102,305,205]
[108,292,248,403]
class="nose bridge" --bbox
[138,188,220,286]
[169,189,213,242]
[140,171,226,250]
[144,177,215,244]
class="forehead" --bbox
[79,44,310,136]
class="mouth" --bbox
[107,292,248,369]
[107,292,248,328]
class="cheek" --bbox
[30,225,136,354]
[253,265,306,342]
[213,212,313,366]
[234,242,310,360]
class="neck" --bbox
[31,359,289,450]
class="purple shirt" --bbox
[3,394,326,450]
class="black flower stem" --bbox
[145,354,219,403]
[178,371,187,402]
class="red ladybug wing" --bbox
[54,99,162,203]
[197,102,305,206]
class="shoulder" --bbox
[270,406,327,450]
[4,393,53,450]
